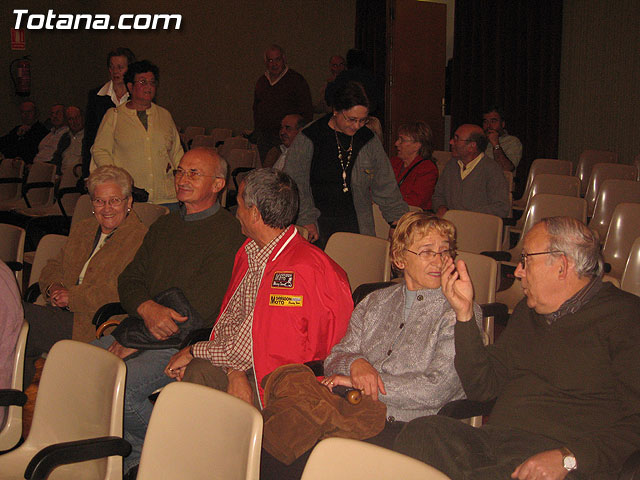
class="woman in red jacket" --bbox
[390,122,438,211]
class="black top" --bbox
[81,85,117,177]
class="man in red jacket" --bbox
[166,168,353,406]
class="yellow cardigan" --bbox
[39,212,148,342]
[91,102,183,204]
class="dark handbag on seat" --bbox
[112,287,205,349]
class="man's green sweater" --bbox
[118,206,245,327]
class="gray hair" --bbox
[87,165,133,198]
[542,217,603,278]
[241,168,299,229]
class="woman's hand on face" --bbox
[350,358,386,401]
[49,285,70,308]
[320,374,352,392]
[441,257,474,322]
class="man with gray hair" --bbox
[166,168,353,408]
[395,217,640,479]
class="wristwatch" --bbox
[560,446,577,472]
[493,144,501,150]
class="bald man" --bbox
[432,124,510,218]
[93,148,245,475]
[48,106,84,177]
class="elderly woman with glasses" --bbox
[322,212,482,442]
[285,81,408,248]
[22,165,148,385]
[391,121,439,211]
[91,60,183,208]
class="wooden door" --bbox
[387,0,447,150]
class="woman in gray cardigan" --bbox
[323,212,482,426]
[284,81,407,248]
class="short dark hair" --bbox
[283,113,305,130]
[124,60,160,89]
[482,105,505,122]
[468,130,488,153]
[106,47,136,68]
[332,81,369,112]
[241,168,299,229]
[398,121,434,159]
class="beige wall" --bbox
[560,0,640,166]
[1,1,355,135]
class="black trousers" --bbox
[394,415,593,480]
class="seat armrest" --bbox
[92,302,127,327]
[480,251,512,262]
[6,261,23,272]
[480,302,510,327]
[0,389,27,407]
[25,436,131,480]
[25,283,41,303]
[352,281,395,306]
[437,398,496,419]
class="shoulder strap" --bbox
[398,158,427,186]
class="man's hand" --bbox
[226,370,254,405]
[164,346,194,380]
[107,340,138,359]
[511,449,568,480]
[350,358,386,401]
[49,284,70,308]
[486,129,500,147]
[137,300,188,341]
[436,206,448,218]
[441,257,474,322]
[303,223,319,243]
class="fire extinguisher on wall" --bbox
[10,55,31,97]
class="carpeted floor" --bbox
[22,357,44,439]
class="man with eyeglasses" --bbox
[252,44,313,163]
[431,123,510,218]
[94,147,245,476]
[262,113,305,169]
[395,217,640,479]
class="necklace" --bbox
[334,130,354,192]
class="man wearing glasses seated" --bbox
[94,147,245,477]
[395,217,640,479]
[432,123,510,218]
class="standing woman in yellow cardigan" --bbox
[23,165,148,385]
[91,60,183,209]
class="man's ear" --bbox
[212,177,225,193]
[558,255,569,279]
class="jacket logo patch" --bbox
[272,272,294,289]
[269,294,303,307]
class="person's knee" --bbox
[183,359,227,391]
[394,415,460,455]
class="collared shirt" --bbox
[272,144,288,170]
[457,153,484,180]
[33,126,69,163]
[543,275,603,324]
[192,229,288,371]
[264,66,289,87]
[96,80,130,106]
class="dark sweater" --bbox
[454,282,640,475]
[118,207,245,327]
[0,121,49,164]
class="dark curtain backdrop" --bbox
[451,0,563,191]
[355,0,387,127]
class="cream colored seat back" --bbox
[584,163,638,216]
[432,150,452,176]
[576,149,618,196]
[70,194,93,228]
[443,210,502,253]
[0,340,126,479]
[373,203,421,239]
[132,202,169,228]
[137,382,263,480]
[621,237,640,297]
[514,159,572,209]
[0,321,29,451]
[602,203,640,280]
[301,438,452,480]
[0,158,24,202]
[27,234,67,305]
[325,232,391,292]
[589,179,640,241]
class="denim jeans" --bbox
[93,335,178,471]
